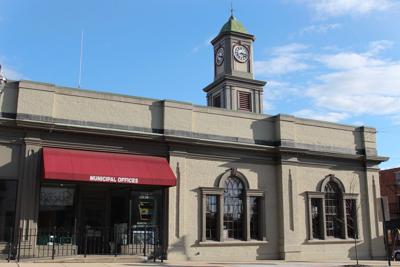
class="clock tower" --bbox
[203,15,265,113]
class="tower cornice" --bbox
[202,75,266,93]
[211,31,255,46]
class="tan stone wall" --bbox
[192,106,274,141]
[17,83,55,118]
[54,90,162,130]
[278,115,368,154]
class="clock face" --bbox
[233,45,249,63]
[215,47,224,66]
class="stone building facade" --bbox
[0,16,387,261]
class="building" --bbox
[380,168,400,220]
[0,15,388,261]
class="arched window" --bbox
[223,177,244,240]
[200,168,264,242]
[307,175,358,241]
[324,181,342,238]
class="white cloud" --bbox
[258,39,400,124]
[292,109,350,122]
[263,80,302,113]
[271,43,308,54]
[299,23,341,35]
[303,0,396,17]
[255,43,310,76]
[367,40,394,55]
[306,41,400,116]
[0,62,24,80]
[316,52,385,69]
[255,56,309,76]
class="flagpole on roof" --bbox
[78,29,84,89]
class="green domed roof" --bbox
[219,16,248,34]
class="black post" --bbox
[381,198,391,266]
[143,225,147,257]
[51,227,56,260]
[114,226,117,257]
[7,227,12,262]
[354,232,359,266]
[17,228,22,262]
[84,228,88,258]
[153,227,156,263]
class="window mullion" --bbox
[202,194,207,242]
[321,196,327,239]
[244,193,250,241]
[343,197,348,239]
[308,196,313,240]
[219,194,224,241]
[260,197,265,240]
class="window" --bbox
[200,168,264,242]
[238,91,251,111]
[249,196,260,240]
[307,175,358,241]
[346,199,357,239]
[396,172,400,185]
[324,181,342,238]
[223,177,244,240]
[38,185,75,231]
[213,94,222,108]
[0,180,17,242]
[311,198,323,239]
[206,195,218,240]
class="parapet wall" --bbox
[0,80,375,156]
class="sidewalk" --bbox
[0,260,399,267]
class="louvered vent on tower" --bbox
[238,91,251,111]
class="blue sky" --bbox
[1,0,399,169]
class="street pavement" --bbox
[0,260,399,267]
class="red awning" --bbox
[42,147,176,186]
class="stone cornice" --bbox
[0,113,388,164]
[202,75,266,93]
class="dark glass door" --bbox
[79,188,107,254]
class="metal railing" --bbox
[1,225,165,262]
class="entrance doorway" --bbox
[38,183,164,256]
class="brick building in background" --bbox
[380,168,400,220]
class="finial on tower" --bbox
[230,2,235,18]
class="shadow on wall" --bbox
[0,82,18,116]
[0,146,41,256]
[250,117,276,146]
[149,101,164,134]
[347,235,385,260]
[167,235,190,261]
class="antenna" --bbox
[78,29,84,88]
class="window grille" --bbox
[223,177,244,240]
[324,181,342,238]
[249,196,259,239]
[346,199,357,238]
[205,195,218,240]
[311,198,323,239]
